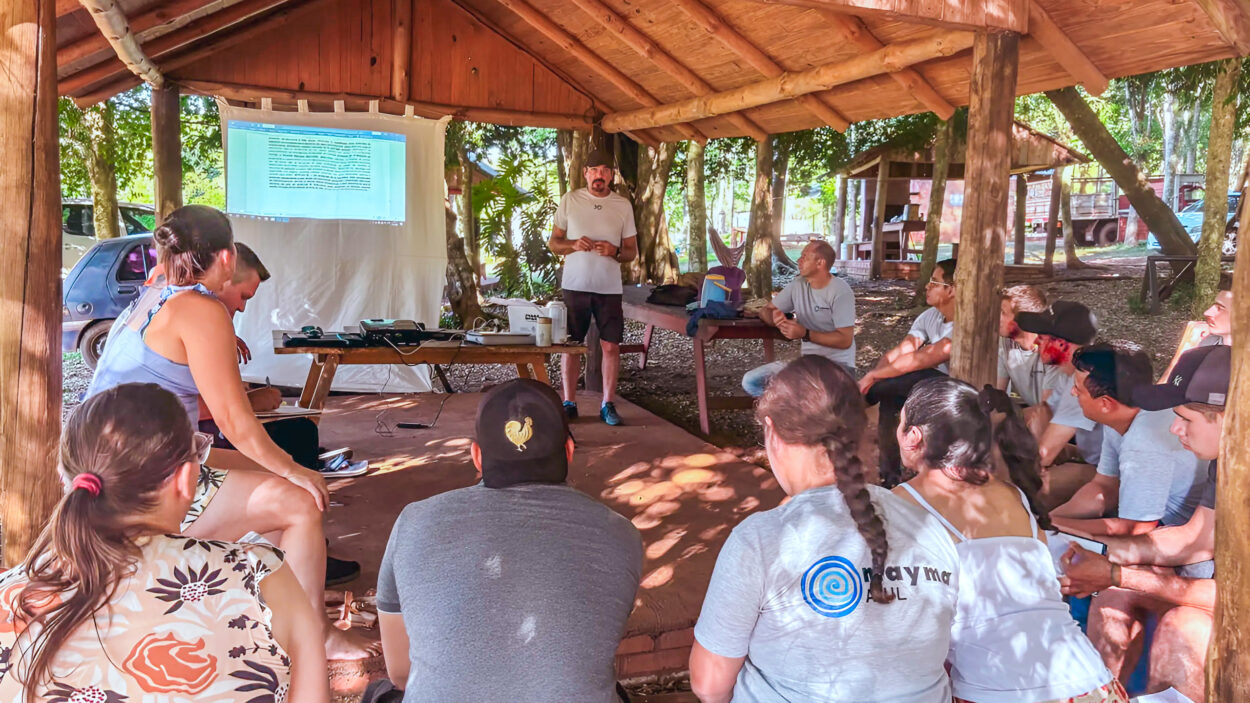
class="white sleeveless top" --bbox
[898,484,1111,703]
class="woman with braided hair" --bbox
[690,356,960,703]
[895,377,1122,703]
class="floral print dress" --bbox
[0,535,291,703]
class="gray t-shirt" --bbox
[1096,409,1208,527]
[907,307,955,374]
[376,482,643,702]
[1044,372,1103,465]
[772,276,857,371]
[1176,460,1219,579]
[694,484,959,703]
[997,340,1058,407]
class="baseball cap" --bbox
[586,149,613,169]
[475,379,571,488]
[1133,344,1231,410]
[1015,300,1098,345]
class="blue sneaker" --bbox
[563,401,578,420]
[600,402,622,426]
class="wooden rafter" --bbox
[61,0,300,96]
[1027,2,1108,96]
[669,0,850,131]
[77,0,165,88]
[1191,0,1250,55]
[565,0,769,141]
[602,29,972,133]
[748,0,1028,33]
[819,11,954,119]
[494,0,708,143]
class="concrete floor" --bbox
[318,390,786,640]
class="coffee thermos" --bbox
[545,300,568,344]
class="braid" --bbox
[992,406,1053,531]
[823,433,893,604]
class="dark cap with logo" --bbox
[1015,300,1098,345]
[475,379,571,488]
[1134,344,1231,410]
[586,149,614,169]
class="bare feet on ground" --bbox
[325,626,383,661]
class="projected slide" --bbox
[226,121,406,223]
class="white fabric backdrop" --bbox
[220,103,449,392]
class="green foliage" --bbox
[472,154,560,298]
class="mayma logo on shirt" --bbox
[802,556,953,618]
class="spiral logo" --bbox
[801,556,863,618]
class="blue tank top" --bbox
[85,283,217,424]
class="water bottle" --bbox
[546,300,568,343]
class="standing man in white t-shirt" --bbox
[547,149,638,426]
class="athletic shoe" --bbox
[325,555,360,587]
[600,402,622,426]
[319,457,369,478]
[564,401,578,420]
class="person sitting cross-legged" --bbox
[0,383,328,703]
[859,258,957,487]
[742,239,856,396]
[691,357,959,703]
[375,379,643,702]
[1060,345,1230,702]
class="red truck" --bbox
[1021,173,1204,247]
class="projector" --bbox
[359,319,458,345]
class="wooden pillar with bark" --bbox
[1013,174,1027,264]
[1195,58,1241,313]
[0,0,62,567]
[833,174,848,256]
[870,159,889,279]
[686,140,708,273]
[151,83,183,224]
[916,119,952,303]
[949,31,1019,388]
[1043,167,1062,275]
[745,137,774,297]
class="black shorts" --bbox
[563,290,624,344]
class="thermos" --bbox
[545,300,568,343]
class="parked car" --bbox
[63,234,157,369]
[1147,192,1240,254]
[62,199,156,275]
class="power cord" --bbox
[373,332,467,435]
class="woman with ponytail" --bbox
[690,356,960,703]
[896,377,1123,703]
[0,383,328,703]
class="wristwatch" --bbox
[802,329,811,342]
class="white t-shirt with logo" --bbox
[553,188,637,295]
[907,307,955,374]
[694,484,960,703]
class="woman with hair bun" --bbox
[0,383,328,703]
[85,204,374,660]
[895,377,1122,703]
[689,356,960,703]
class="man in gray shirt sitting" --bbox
[375,379,643,702]
[743,239,856,396]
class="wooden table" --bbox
[621,290,784,435]
[273,331,586,412]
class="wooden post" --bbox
[1013,174,1027,264]
[0,0,62,567]
[745,137,774,297]
[392,0,412,102]
[1212,180,1250,701]
[151,82,182,224]
[915,119,953,303]
[1043,167,1062,275]
[833,174,848,255]
[949,30,1019,388]
[870,159,888,279]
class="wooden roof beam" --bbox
[565,0,769,141]
[602,29,973,134]
[670,0,849,131]
[77,0,164,88]
[494,0,708,143]
[59,0,241,78]
[748,0,1027,32]
[820,12,954,118]
[1027,2,1108,96]
[1191,0,1250,54]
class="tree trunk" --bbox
[567,130,589,191]
[745,137,775,297]
[849,180,861,242]
[685,140,708,273]
[555,130,570,196]
[726,171,735,238]
[1046,87,1195,256]
[0,0,62,566]
[444,201,484,327]
[1061,166,1087,268]
[950,30,1019,389]
[833,174,848,256]
[84,104,120,239]
[770,139,797,270]
[1195,59,1241,316]
[632,142,680,284]
[1162,92,1178,211]
[870,159,889,279]
[457,145,479,277]
[151,83,182,225]
[1125,205,1139,244]
[915,119,953,302]
[1044,167,1062,275]
[1013,174,1027,264]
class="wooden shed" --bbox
[5,0,1250,696]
